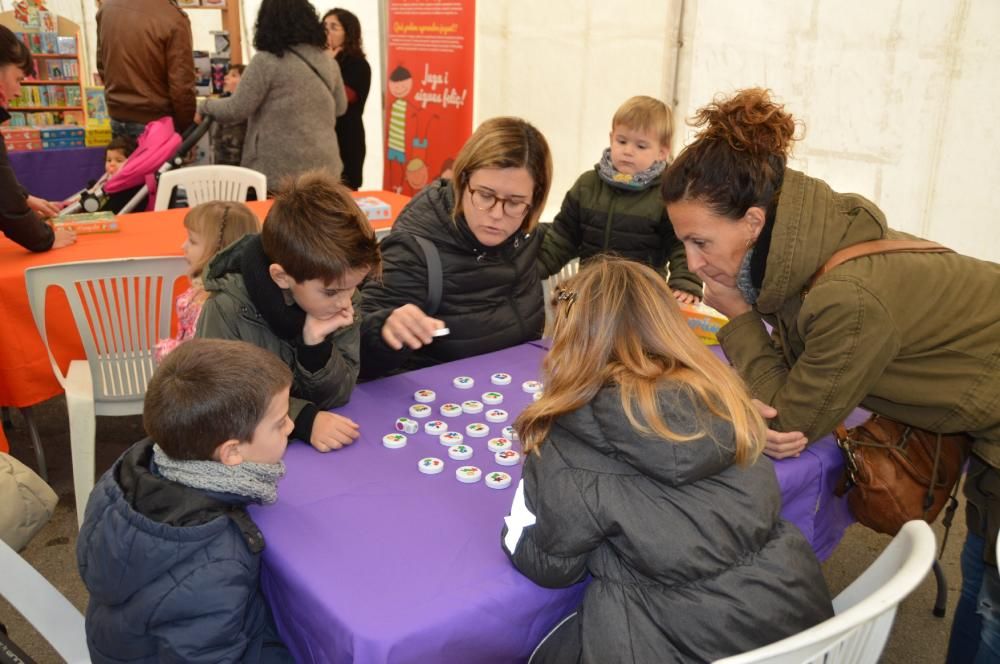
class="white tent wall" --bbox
[476,0,1000,262]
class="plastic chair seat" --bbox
[25,257,188,528]
[153,164,266,210]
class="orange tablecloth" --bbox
[0,191,408,408]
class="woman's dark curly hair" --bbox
[254,0,326,56]
[323,8,366,59]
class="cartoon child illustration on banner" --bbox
[385,65,413,193]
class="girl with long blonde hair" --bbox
[503,257,832,663]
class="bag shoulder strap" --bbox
[287,47,339,104]
[411,235,443,316]
[806,239,953,294]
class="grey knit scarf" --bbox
[597,148,666,191]
[736,247,760,305]
[152,444,286,505]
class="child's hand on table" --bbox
[310,411,360,452]
[382,304,445,350]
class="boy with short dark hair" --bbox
[77,339,295,663]
[103,135,136,178]
[537,95,703,303]
[197,169,382,453]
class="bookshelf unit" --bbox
[0,12,85,131]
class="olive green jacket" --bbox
[719,169,1000,466]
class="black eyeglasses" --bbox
[467,186,531,219]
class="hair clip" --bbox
[555,287,577,307]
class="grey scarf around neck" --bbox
[597,148,666,191]
[152,444,286,505]
[736,247,760,305]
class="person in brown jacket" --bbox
[662,88,1000,664]
[96,0,197,139]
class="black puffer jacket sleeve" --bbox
[537,182,584,278]
[359,232,430,379]
[0,143,54,252]
[501,445,600,588]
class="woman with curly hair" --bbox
[323,8,371,190]
[199,0,347,191]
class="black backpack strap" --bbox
[411,235,443,316]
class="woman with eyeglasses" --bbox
[359,116,552,378]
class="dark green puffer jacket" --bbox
[719,168,1000,468]
[537,168,702,296]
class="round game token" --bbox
[461,400,484,414]
[495,449,521,466]
[448,444,473,461]
[522,380,544,394]
[395,417,418,434]
[383,433,407,449]
[439,431,464,446]
[485,471,512,490]
[485,408,508,423]
[533,391,544,401]
[418,457,444,474]
[409,404,432,418]
[490,372,512,386]
[455,466,483,483]
[414,389,437,403]
[453,376,475,389]
[466,422,490,438]
[487,437,512,452]
[502,425,519,441]
[482,391,504,405]
[424,420,448,435]
[440,403,462,417]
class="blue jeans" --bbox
[947,532,1000,663]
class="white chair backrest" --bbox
[154,165,266,210]
[25,257,188,407]
[542,258,580,325]
[713,520,936,664]
[0,537,90,663]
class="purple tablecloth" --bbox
[251,341,857,663]
[8,146,105,201]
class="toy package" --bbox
[355,196,392,221]
[53,211,120,234]
[679,302,728,345]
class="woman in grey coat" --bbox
[504,259,833,663]
[199,0,347,191]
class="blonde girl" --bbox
[155,202,260,362]
[502,258,833,664]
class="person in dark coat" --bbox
[76,339,296,663]
[359,116,552,378]
[323,8,371,190]
[0,26,75,252]
[503,258,833,664]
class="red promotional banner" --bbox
[383,0,475,196]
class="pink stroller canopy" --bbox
[104,117,182,194]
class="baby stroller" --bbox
[60,116,213,216]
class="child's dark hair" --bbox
[661,88,799,220]
[106,135,136,158]
[0,26,33,74]
[144,339,292,460]
[262,170,381,284]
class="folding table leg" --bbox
[17,407,48,483]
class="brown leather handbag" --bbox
[808,240,972,536]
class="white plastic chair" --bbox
[153,164,266,210]
[714,520,936,664]
[542,258,579,325]
[0,537,90,663]
[25,257,188,528]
